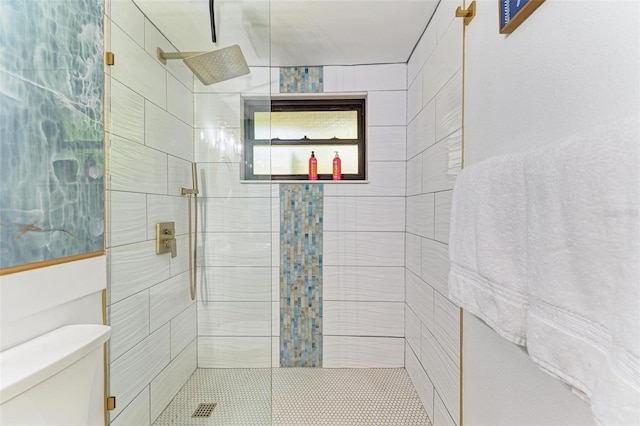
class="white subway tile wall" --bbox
[197,301,272,336]
[143,20,193,87]
[319,64,410,368]
[367,126,407,162]
[106,1,197,424]
[149,273,193,332]
[434,191,453,244]
[368,91,408,126]
[106,2,473,420]
[109,388,150,426]
[145,101,194,162]
[194,62,408,371]
[109,291,150,361]
[324,64,407,92]
[149,342,197,422]
[108,78,144,144]
[170,304,197,359]
[199,197,272,233]
[110,135,168,194]
[146,195,188,237]
[323,301,405,337]
[109,325,171,419]
[199,232,272,267]
[324,336,405,368]
[405,1,462,425]
[406,342,436,421]
[324,231,405,267]
[435,393,458,426]
[109,241,171,304]
[200,266,272,302]
[169,236,190,277]
[193,59,276,372]
[324,197,406,232]
[323,266,405,302]
[109,191,147,246]
[421,326,459,420]
[198,337,272,368]
[167,73,194,125]
[110,24,167,108]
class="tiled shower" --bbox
[2,0,634,424]
[106,0,460,424]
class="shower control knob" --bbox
[156,222,177,258]
[167,238,177,258]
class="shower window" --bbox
[243,98,366,180]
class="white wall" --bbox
[465,0,639,163]
[464,315,597,426]
[322,64,407,368]
[404,1,463,424]
[0,257,106,352]
[193,68,275,368]
[463,1,639,424]
[0,257,107,424]
[105,1,197,423]
[194,63,408,369]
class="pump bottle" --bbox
[332,151,342,180]
[308,151,318,180]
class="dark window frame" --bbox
[243,98,366,181]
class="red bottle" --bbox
[332,151,342,180]
[308,151,318,180]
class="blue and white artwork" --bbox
[499,0,545,34]
[0,0,104,270]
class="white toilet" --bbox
[0,324,110,425]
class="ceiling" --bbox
[133,0,439,67]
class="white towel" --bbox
[448,152,529,345]
[523,117,640,425]
[448,116,640,425]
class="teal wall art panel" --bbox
[280,184,323,367]
[0,0,104,270]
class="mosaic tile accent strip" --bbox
[280,184,323,367]
[0,0,104,269]
[153,368,432,425]
[280,67,323,93]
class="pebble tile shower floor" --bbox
[153,368,432,426]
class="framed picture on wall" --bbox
[499,0,545,34]
[0,0,105,275]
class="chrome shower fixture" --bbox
[157,45,250,85]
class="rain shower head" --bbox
[157,45,250,85]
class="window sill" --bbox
[240,180,369,184]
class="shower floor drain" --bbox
[192,403,217,418]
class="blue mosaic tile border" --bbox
[280,184,323,367]
[280,66,323,93]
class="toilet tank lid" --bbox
[0,324,110,404]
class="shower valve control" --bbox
[156,222,177,258]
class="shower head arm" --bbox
[157,48,207,65]
[156,45,250,86]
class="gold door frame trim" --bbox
[102,3,109,425]
[459,0,469,424]
[0,251,106,276]
[102,289,108,426]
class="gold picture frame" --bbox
[499,0,545,34]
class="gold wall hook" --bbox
[105,52,114,66]
[106,396,116,411]
[456,1,476,26]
